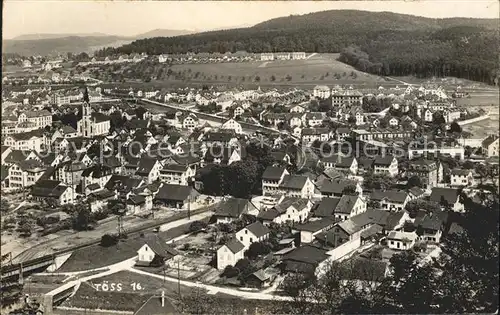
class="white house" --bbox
[221,118,243,134]
[373,156,398,177]
[257,197,313,225]
[313,85,331,99]
[387,231,418,250]
[136,237,181,266]
[17,110,52,129]
[450,169,475,187]
[482,135,499,158]
[235,221,270,249]
[217,238,245,270]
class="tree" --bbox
[100,233,119,247]
[245,242,271,260]
[135,106,147,120]
[18,223,32,237]
[222,265,239,278]
[1,198,10,213]
[73,206,95,231]
[363,172,393,190]
[450,121,462,133]
[405,199,440,217]
[462,160,475,169]
[270,75,276,82]
[407,175,423,188]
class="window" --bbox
[245,230,247,234]
[250,238,253,243]
[240,236,243,241]
[391,241,394,245]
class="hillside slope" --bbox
[98,10,498,85]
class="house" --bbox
[127,193,154,214]
[3,129,45,152]
[179,113,199,131]
[294,218,337,244]
[289,104,307,113]
[413,210,448,243]
[304,112,325,127]
[279,175,315,199]
[482,135,499,157]
[203,131,238,147]
[318,178,362,198]
[331,89,363,107]
[388,117,399,127]
[257,197,313,225]
[319,154,358,175]
[261,166,289,196]
[136,236,181,266]
[51,125,78,143]
[203,146,241,166]
[370,190,410,212]
[221,118,243,134]
[159,164,193,186]
[154,183,199,209]
[213,197,259,223]
[217,238,245,270]
[135,157,162,184]
[105,175,144,198]
[30,179,76,206]
[450,169,475,187]
[429,187,464,212]
[373,156,398,177]
[245,269,272,288]
[89,189,116,212]
[386,231,418,250]
[17,110,52,129]
[313,195,367,221]
[313,85,331,99]
[281,245,330,274]
[81,164,114,191]
[301,128,331,146]
[407,158,442,190]
[235,221,270,248]
[8,160,46,189]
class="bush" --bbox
[189,220,208,233]
[222,265,239,278]
[100,233,119,247]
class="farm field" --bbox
[168,54,387,87]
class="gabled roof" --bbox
[31,179,68,198]
[105,175,143,193]
[243,221,270,238]
[279,175,309,190]
[262,166,287,181]
[282,245,329,265]
[319,179,357,195]
[313,197,341,217]
[335,195,361,214]
[414,210,448,231]
[222,238,245,254]
[143,235,180,259]
[4,150,34,164]
[294,217,336,232]
[450,168,472,176]
[482,135,498,147]
[136,157,159,176]
[214,197,256,218]
[81,164,113,178]
[320,154,355,168]
[370,190,409,204]
[373,155,395,166]
[387,230,418,242]
[155,184,196,202]
[161,163,188,173]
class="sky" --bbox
[3,0,499,39]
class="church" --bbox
[77,88,111,137]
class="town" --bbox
[1,4,500,315]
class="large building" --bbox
[407,158,442,190]
[17,110,52,129]
[331,89,363,106]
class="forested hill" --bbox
[96,10,500,85]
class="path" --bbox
[306,53,318,60]
[386,77,413,86]
[126,267,292,301]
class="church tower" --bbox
[79,87,93,137]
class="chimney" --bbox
[161,290,165,307]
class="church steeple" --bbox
[82,87,91,117]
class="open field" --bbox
[169,54,386,86]
[459,92,499,138]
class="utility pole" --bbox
[177,259,181,298]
